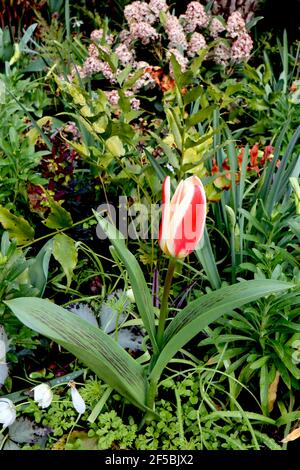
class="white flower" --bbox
[33,383,53,409]
[0,398,16,429]
[69,382,86,414]
[126,288,135,303]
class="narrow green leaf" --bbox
[195,226,221,290]
[186,105,216,128]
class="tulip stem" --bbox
[156,258,177,348]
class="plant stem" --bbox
[156,258,177,348]
[21,215,94,249]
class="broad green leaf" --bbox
[93,210,158,354]
[43,200,73,229]
[105,136,125,157]
[53,233,78,287]
[0,206,34,245]
[27,240,53,296]
[149,280,293,382]
[5,297,148,411]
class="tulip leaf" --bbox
[93,210,158,353]
[5,297,148,411]
[149,280,293,383]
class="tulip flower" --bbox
[159,175,206,259]
[33,383,53,409]
[0,398,16,429]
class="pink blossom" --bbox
[214,42,231,66]
[124,1,156,25]
[231,32,253,61]
[149,0,168,16]
[129,22,159,45]
[88,43,99,58]
[106,90,119,106]
[181,1,209,33]
[226,11,246,38]
[187,32,206,57]
[83,56,103,75]
[209,17,225,38]
[167,48,188,77]
[130,97,141,109]
[115,44,135,65]
[90,29,114,45]
[99,62,116,82]
[119,30,132,46]
[165,14,187,49]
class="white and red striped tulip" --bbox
[159,176,206,259]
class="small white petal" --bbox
[0,398,16,429]
[33,383,53,409]
[71,387,86,414]
[126,288,135,303]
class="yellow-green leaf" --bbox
[53,233,77,287]
[43,200,73,229]
[0,206,34,245]
[106,136,125,157]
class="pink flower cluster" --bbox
[214,43,231,66]
[124,1,156,24]
[231,32,253,61]
[167,48,188,77]
[209,17,225,38]
[165,14,187,50]
[115,44,135,65]
[187,32,206,57]
[130,22,159,45]
[62,1,255,111]
[226,11,246,38]
[180,1,209,33]
[149,0,168,16]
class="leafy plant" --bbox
[5,212,293,418]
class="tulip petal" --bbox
[167,183,195,257]
[159,176,171,254]
[172,180,206,258]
